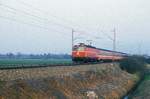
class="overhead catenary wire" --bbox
[0,1,105,44]
[0,3,99,41]
[0,3,73,30]
[0,15,71,39]
[14,0,74,25]
[15,0,95,31]
[11,0,101,39]
[0,4,72,36]
[100,30,113,41]
[0,6,44,25]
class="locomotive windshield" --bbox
[73,43,86,51]
[73,46,78,51]
[73,46,85,51]
[77,47,85,51]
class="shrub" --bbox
[145,58,150,64]
[119,55,146,74]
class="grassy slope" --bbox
[131,75,150,99]
[0,64,137,99]
[130,64,150,99]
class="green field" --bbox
[0,59,72,68]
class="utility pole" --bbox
[138,41,142,55]
[113,28,116,52]
[99,26,117,63]
[72,29,74,51]
[112,28,116,63]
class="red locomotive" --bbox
[72,43,127,62]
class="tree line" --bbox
[0,53,71,59]
[120,55,150,75]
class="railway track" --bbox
[0,62,107,70]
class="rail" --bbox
[0,62,106,70]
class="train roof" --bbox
[76,43,127,55]
[85,45,127,54]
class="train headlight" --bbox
[77,52,80,56]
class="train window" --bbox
[73,46,78,51]
[78,47,85,51]
[100,50,113,56]
[73,47,77,51]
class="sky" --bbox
[0,0,150,55]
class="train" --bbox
[72,43,127,62]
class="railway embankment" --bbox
[0,63,138,99]
[126,64,150,99]
[0,63,121,81]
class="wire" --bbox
[0,15,70,39]
[14,0,71,23]
[101,31,113,41]
[0,3,96,39]
[0,15,46,29]
[15,0,92,30]
[0,1,102,42]
[0,7,43,25]
[12,0,101,39]
[0,4,72,35]
[0,3,73,30]
[98,26,114,41]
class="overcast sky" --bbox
[0,0,150,54]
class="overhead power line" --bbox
[0,15,52,32]
[0,6,71,37]
[0,15,70,39]
[0,3,73,30]
[13,0,100,39]
[14,0,71,24]
[0,1,102,42]
[15,0,92,31]
[98,26,114,41]
[0,6,44,25]
[0,3,72,35]
[101,30,113,41]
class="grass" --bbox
[130,72,150,99]
[132,73,140,81]
[0,59,72,68]
[144,75,150,81]
[129,64,150,98]
[147,64,150,69]
[0,80,5,89]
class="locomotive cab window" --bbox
[73,47,78,51]
[78,47,85,51]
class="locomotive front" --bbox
[72,43,87,62]
[72,43,99,62]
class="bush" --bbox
[145,58,150,64]
[119,55,146,74]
